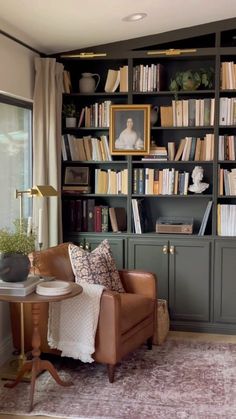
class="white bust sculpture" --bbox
[188,166,209,193]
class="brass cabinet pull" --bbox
[163,245,168,254]
[170,245,175,255]
[85,242,90,251]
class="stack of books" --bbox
[0,275,42,296]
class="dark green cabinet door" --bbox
[127,237,168,299]
[169,239,211,322]
[214,240,236,324]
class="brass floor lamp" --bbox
[1,184,58,381]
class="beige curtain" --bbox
[33,57,64,248]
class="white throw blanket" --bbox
[47,282,104,363]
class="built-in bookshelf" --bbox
[55,19,236,334]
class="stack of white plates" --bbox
[36,280,72,296]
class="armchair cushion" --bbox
[69,240,125,293]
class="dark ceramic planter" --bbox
[0,253,30,282]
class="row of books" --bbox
[160,98,215,127]
[133,168,191,195]
[132,63,165,92]
[143,135,214,162]
[218,135,236,161]
[95,169,128,194]
[61,134,112,161]
[62,199,126,233]
[79,100,112,128]
[217,204,236,236]
[219,168,236,196]
[174,135,214,162]
[219,97,236,126]
[105,66,128,92]
[220,62,236,90]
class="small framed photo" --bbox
[109,104,151,155]
[64,166,89,185]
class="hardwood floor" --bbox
[1,331,236,419]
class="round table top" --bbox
[0,283,83,303]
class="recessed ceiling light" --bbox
[122,13,147,22]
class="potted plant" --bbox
[0,220,36,282]
[62,103,77,128]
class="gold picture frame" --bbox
[109,104,151,155]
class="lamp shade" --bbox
[31,185,58,197]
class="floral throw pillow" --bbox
[68,240,124,293]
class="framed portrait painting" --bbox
[64,166,89,185]
[109,104,151,155]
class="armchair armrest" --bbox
[94,290,122,364]
[118,270,157,299]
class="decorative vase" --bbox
[79,72,100,93]
[0,253,30,282]
[150,106,159,126]
[65,117,77,128]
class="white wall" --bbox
[0,33,38,364]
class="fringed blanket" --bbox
[47,282,104,363]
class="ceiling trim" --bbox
[0,29,44,56]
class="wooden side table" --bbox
[0,283,83,412]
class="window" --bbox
[0,95,32,229]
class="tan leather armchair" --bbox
[10,243,157,382]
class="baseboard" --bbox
[170,321,236,335]
[0,335,13,367]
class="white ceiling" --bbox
[1,0,236,54]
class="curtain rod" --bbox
[0,29,44,56]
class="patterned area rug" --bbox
[0,338,236,418]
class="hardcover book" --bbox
[109,207,127,232]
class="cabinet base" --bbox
[171,321,236,335]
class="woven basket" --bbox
[153,299,170,345]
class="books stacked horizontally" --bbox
[0,275,42,296]
[142,142,167,161]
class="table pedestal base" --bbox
[4,301,73,412]
[5,357,72,411]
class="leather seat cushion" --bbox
[120,293,154,334]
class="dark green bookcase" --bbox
[55,17,236,334]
